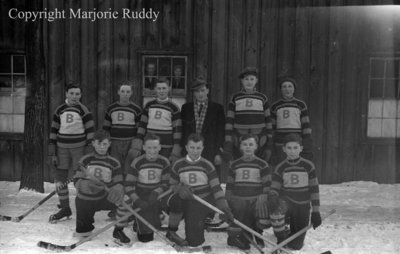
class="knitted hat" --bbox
[279,77,297,90]
[238,67,258,79]
[191,76,209,90]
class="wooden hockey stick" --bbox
[1,178,74,222]
[192,194,293,254]
[268,209,336,254]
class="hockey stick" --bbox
[0,178,74,222]
[120,198,212,253]
[192,194,293,254]
[37,189,172,251]
[243,232,264,254]
[268,209,336,254]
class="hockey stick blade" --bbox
[37,241,76,251]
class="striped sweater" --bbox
[170,156,225,201]
[49,102,95,148]
[74,153,123,201]
[270,97,311,141]
[137,99,182,149]
[103,101,142,140]
[226,156,271,198]
[270,157,320,212]
[125,154,170,202]
[225,90,272,145]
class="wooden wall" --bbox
[0,0,398,183]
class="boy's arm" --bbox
[170,108,182,162]
[48,110,60,166]
[102,107,112,132]
[300,101,312,149]
[261,162,272,194]
[223,97,235,161]
[131,107,148,152]
[153,159,170,195]
[308,165,320,212]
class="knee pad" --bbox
[137,232,154,242]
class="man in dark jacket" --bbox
[181,77,225,179]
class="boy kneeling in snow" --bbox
[268,133,321,250]
[166,133,234,247]
[73,130,127,242]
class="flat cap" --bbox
[191,76,209,90]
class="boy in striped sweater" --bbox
[123,133,170,242]
[103,81,142,173]
[166,133,234,247]
[225,134,271,250]
[270,77,313,165]
[223,67,273,163]
[73,130,127,243]
[268,133,321,250]
[48,83,95,222]
[131,77,182,164]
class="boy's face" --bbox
[143,139,161,160]
[147,64,156,75]
[118,85,132,103]
[174,67,183,77]
[193,85,209,102]
[240,138,258,157]
[282,141,303,160]
[92,139,111,155]
[155,82,170,100]
[281,81,295,99]
[186,140,204,161]
[65,88,81,105]
[241,75,258,91]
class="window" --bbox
[367,57,400,138]
[142,55,187,97]
[0,53,26,133]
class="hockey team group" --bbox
[42,66,323,253]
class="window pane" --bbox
[13,114,25,133]
[385,59,398,79]
[369,79,383,98]
[368,99,383,118]
[13,55,25,74]
[397,100,400,118]
[13,96,25,114]
[382,119,396,137]
[397,119,400,137]
[144,57,158,77]
[158,57,171,77]
[0,54,11,73]
[384,79,397,98]
[0,75,12,91]
[0,96,13,113]
[367,118,382,137]
[382,100,397,118]
[0,114,13,132]
[370,59,385,78]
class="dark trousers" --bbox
[75,197,116,233]
[285,200,311,250]
[167,193,213,247]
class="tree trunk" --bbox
[20,0,46,192]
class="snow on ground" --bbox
[0,181,399,254]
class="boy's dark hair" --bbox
[283,133,302,145]
[93,130,110,142]
[156,77,170,86]
[144,133,161,144]
[239,134,259,144]
[118,80,134,90]
[65,82,81,93]
[186,133,204,144]
[278,77,297,90]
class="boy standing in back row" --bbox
[48,83,95,222]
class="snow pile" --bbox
[1,181,399,254]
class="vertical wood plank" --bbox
[309,2,330,182]
[226,0,245,98]
[161,0,182,49]
[143,0,161,48]
[81,0,98,127]
[128,0,144,106]
[97,0,113,128]
[259,0,279,99]
[210,0,227,103]
[193,0,211,78]
[65,0,81,84]
[243,0,260,68]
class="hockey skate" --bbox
[227,227,250,251]
[113,227,130,245]
[49,207,72,223]
[166,231,188,247]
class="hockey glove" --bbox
[177,184,193,200]
[148,191,159,204]
[107,184,124,204]
[267,192,280,214]
[311,211,322,229]
[135,198,150,210]
[255,194,269,219]
[75,179,104,195]
[216,199,234,224]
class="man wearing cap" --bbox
[223,66,273,162]
[270,77,313,165]
[180,77,225,178]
